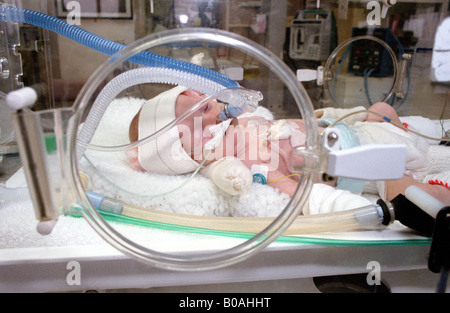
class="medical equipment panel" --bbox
[289,9,337,61]
[347,27,396,77]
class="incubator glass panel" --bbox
[0,0,449,271]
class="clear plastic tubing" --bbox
[96,200,389,235]
[286,204,387,234]
[0,6,238,89]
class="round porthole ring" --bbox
[322,35,399,104]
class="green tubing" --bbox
[65,208,431,247]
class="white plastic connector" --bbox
[5,87,37,110]
[405,186,445,219]
[297,66,324,85]
[296,69,317,82]
[316,66,324,85]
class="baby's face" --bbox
[175,89,224,159]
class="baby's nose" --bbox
[202,101,221,124]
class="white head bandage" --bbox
[138,86,199,175]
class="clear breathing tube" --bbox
[81,88,252,199]
[83,89,256,154]
[77,68,261,200]
[91,200,391,237]
[76,67,261,160]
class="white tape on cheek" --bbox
[204,119,233,151]
[269,119,289,140]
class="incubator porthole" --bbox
[70,28,319,270]
[322,35,399,107]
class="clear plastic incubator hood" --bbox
[7,25,409,271]
[8,28,316,270]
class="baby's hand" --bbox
[200,157,252,196]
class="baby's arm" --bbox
[266,169,299,197]
[314,102,402,125]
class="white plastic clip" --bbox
[316,66,324,85]
[327,144,407,180]
[296,69,317,82]
[296,66,324,85]
[323,128,407,180]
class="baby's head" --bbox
[128,86,224,175]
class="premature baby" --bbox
[128,86,450,207]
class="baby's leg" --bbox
[365,102,402,124]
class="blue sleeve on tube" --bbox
[86,191,104,210]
